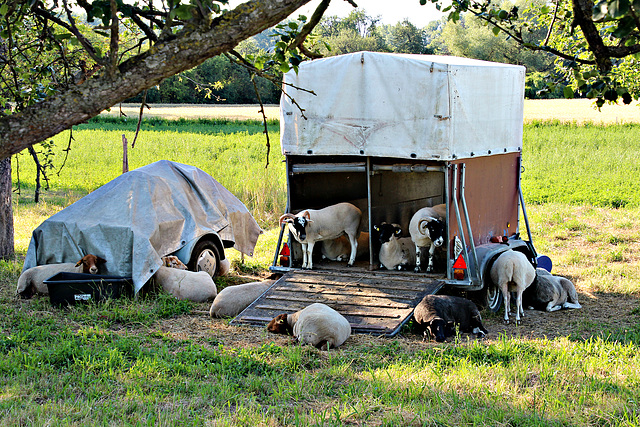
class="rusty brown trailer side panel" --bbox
[231,269,443,336]
[448,152,521,247]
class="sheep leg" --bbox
[547,303,562,312]
[301,243,309,269]
[562,301,582,309]
[414,245,422,273]
[426,243,436,272]
[501,285,510,323]
[515,290,524,323]
[306,241,316,269]
[347,233,358,267]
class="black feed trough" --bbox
[44,272,134,307]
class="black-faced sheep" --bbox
[17,254,106,298]
[489,250,536,324]
[409,204,447,273]
[267,302,351,350]
[209,278,276,318]
[413,294,488,342]
[279,202,362,269]
[373,223,416,270]
[152,266,217,302]
[523,268,582,312]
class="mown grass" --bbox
[3,115,640,425]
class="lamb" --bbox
[489,250,536,324]
[279,202,362,269]
[413,294,488,342]
[267,302,351,350]
[374,223,416,270]
[16,254,106,298]
[523,268,582,312]
[321,232,369,262]
[209,278,276,318]
[409,204,447,273]
[152,266,217,302]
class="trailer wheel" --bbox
[188,238,221,278]
[477,283,502,313]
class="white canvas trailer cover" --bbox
[280,52,525,161]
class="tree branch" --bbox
[0,0,313,160]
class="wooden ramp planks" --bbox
[230,269,444,337]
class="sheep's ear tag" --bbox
[75,260,82,267]
[374,225,379,232]
[395,229,402,236]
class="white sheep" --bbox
[489,250,536,324]
[153,266,217,302]
[321,232,369,262]
[17,254,106,298]
[373,223,416,270]
[279,202,362,269]
[523,268,582,312]
[267,303,351,350]
[209,278,276,318]
[409,204,447,273]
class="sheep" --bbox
[409,204,447,273]
[413,294,488,342]
[267,302,351,350]
[162,255,187,270]
[523,268,582,312]
[152,266,217,302]
[279,202,362,270]
[489,250,536,324]
[321,232,369,262]
[16,254,106,298]
[373,223,416,270]
[209,278,276,318]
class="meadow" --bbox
[2,101,640,425]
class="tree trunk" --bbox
[0,157,14,260]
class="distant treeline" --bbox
[127,8,563,105]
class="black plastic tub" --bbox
[44,272,134,307]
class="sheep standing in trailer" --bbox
[210,278,276,318]
[490,250,536,324]
[17,254,106,298]
[321,232,369,262]
[409,204,447,273]
[279,202,362,270]
[374,223,416,271]
[413,294,488,342]
[523,268,581,312]
[267,303,351,350]
[152,266,217,302]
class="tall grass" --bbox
[13,117,286,230]
[522,121,640,208]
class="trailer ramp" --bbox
[230,270,443,337]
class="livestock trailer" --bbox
[233,52,540,335]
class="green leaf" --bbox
[279,62,290,73]
[563,86,575,99]
[288,22,298,30]
[609,0,630,18]
[0,4,9,16]
[492,25,501,35]
[612,16,635,38]
[592,0,608,20]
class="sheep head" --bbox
[374,222,403,244]
[267,313,293,335]
[418,218,445,247]
[75,254,106,274]
[279,211,313,242]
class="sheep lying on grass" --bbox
[523,268,582,312]
[267,303,351,350]
[17,254,106,298]
[490,250,536,324]
[153,266,217,302]
[413,294,488,342]
[210,278,276,318]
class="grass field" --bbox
[2,100,640,425]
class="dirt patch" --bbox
[158,284,640,351]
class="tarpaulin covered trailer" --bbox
[232,52,540,335]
